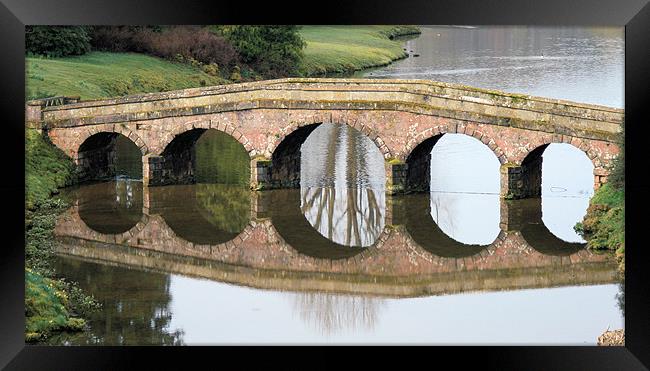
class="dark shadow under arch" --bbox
[271,124,321,188]
[406,134,443,192]
[77,132,142,182]
[518,144,550,198]
[159,128,250,186]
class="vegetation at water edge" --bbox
[25,129,101,342]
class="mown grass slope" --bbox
[299,25,420,76]
[26,52,228,101]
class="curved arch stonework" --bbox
[37,78,622,193]
[154,118,253,158]
[511,136,617,170]
[266,112,393,160]
[48,123,149,162]
[403,122,508,164]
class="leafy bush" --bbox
[91,26,238,70]
[608,120,624,189]
[25,269,90,341]
[26,26,91,57]
[215,26,306,78]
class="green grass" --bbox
[25,268,87,342]
[26,52,229,101]
[299,26,420,76]
[26,27,421,100]
[25,129,76,210]
[575,183,625,271]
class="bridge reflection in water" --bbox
[55,180,616,298]
[51,180,619,341]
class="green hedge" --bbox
[26,26,92,58]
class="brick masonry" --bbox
[53,191,617,297]
[30,78,622,196]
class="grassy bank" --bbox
[299,25,420,76]
[575,183,625,271]
[25,26,421,101]
[26,52,228,101]
[25,128,101,342]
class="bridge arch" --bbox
[268,116,391,188]
[515,140,597,198]
[156,119,252,157]
[267,115,393,160]
[76,130,145,182]
[155,120,252,185]
[404,126,506,192]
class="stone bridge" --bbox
[53,189,617,297]
[27,78,623,197]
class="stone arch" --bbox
[404,124,507,164]
[266,114,393,160]
[403,124,506,192]
[403,194,499,258]
[265,187,390,262]
[267,220,391,266]
[76,129,145,182]
[514,139,597,197]
[74,180,146,236]
[156,119,252,157]
[74,124,148,159]
[154,119,252,185]
[266,114,391,188]
[76,207,149,245]
[513,137,597,168]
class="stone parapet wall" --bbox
[35,79,622,194]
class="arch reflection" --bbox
[301,187,385,248]
[77,180,143,235]
[515,198,586,256]
[149,184,250,245]
[404,194,489,258]
[429,192,501,246]
[268,189,373,260]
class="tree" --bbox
[216,26,306,78]
[26,26,91,57]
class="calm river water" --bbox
[48,26,624,345]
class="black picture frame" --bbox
[2,0,649,369]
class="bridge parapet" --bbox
[35,78,623,195]
[36,78,622,140]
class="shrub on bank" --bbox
[214,25,306,78]
[575,112,625,273]
[379,25,422,39]
[91,26,239,72]
[26,26,92,58]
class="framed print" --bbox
[2,0,649,369]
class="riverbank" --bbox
[25,128,100,342]
[597,329,625,346]
[26,52,228,101]
[299,25,421,76]
[26,26,421,101]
